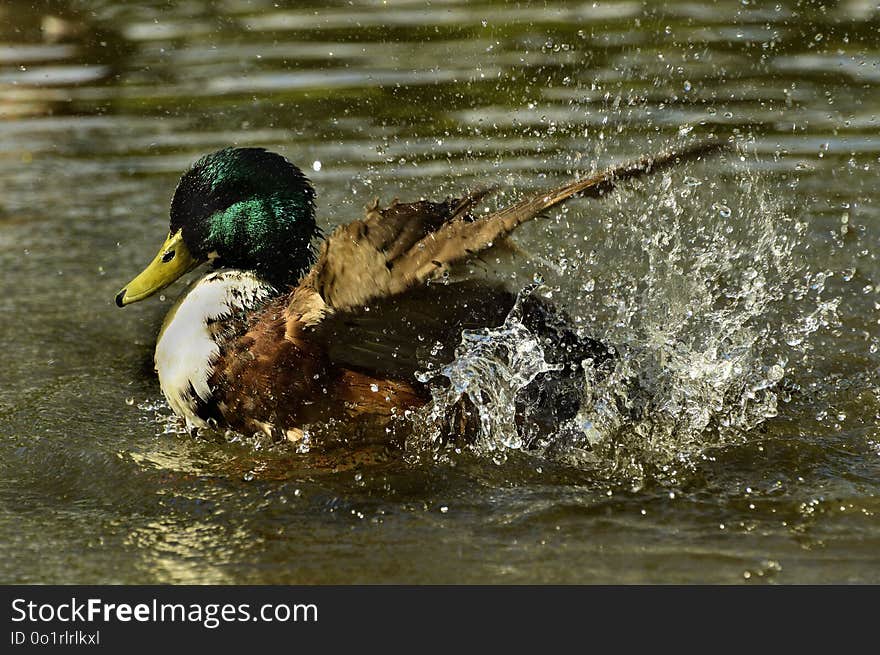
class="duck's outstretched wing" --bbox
[300,139,727,318]
[390,140,730,289]
[282,140,727,373]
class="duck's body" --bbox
[117,143,724,448]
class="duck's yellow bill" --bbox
[115,230,202,307]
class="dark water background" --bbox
[0,0,878,583]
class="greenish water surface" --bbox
[0,0,878,583]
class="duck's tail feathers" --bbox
[388,139,730,293]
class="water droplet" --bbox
[767,364,785,382]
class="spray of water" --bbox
[409,159,840,485]
[413,292,565,462]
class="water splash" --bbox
[413,292,564,461]
[410,160,840,485]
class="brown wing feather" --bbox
[359,190,495,260]
[302,192,492,313]
[387,140,728,293]
[307,140,728,313]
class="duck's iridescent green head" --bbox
[116,147,319,307]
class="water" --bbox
[1,0,879,583]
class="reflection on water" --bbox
[0,0,879,583]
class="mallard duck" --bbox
[116,142,723,447]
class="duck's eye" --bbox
[162,250,176,263]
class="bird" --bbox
[116,142,725,451]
